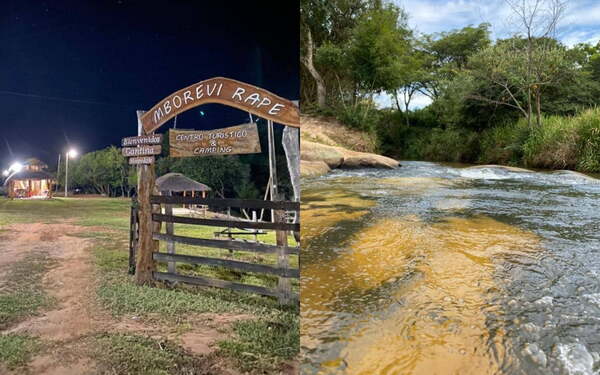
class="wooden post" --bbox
[268,119,291,305]
[135,110,157,285]
[165,190,176,274]
[129,197,138,275]
[252,210,258,242]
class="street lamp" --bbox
[64,149,78,197]
[2,170,8,177]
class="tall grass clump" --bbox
[523,115,580,169]
[335,103,381,133]
[575,107,600,172]
[520,108,600,171]
[478,120,530,165]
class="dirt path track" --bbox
[0,222,241,375]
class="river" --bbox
[301,161,600,375]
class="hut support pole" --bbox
[135,110,158,285]
[268,119,291,305]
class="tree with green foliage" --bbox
[300,0,379,108]
[502,0,568,127]
[300,0,385,109]
[68,146,130,197]
[347,4,412,94]
[466,37,575,127]
[419,23,491,101]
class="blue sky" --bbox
[377,0,600,109]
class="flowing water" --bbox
[301,161,600,375]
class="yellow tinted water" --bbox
[302,177,541,375]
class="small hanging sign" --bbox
[169,122,261,158]
[122,134,163,147]
[122,145,162,157]
[128,156,155,165]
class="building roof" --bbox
[4,170,55,185]
[24,158,48,169]
[155,173,212,193]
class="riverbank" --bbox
[377,108,600,174]
[300,115,400,177]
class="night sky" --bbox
[0,0,299,169]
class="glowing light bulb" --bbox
[9,162,23,173]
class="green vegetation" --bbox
[0,197,130,229]
[0,252,55,329]
[219,313,299,373]
[301,0,600,172]
[93,333,209,375]
[0,334,41,369]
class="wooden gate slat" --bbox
[153,233,299,255]
[152,213,299,231]
[150,195,300,211]
[153,271,280,297]
[153,252,299,278]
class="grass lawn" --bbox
[0,197,299,374]
[0,334,40,370]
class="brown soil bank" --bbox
[300,115,400,177]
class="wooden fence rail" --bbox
[153,272,284,298]
[151,195,300,211]
[153,253,299,278]
[152,213,299,231]
[152,233,299,255]
[147,194,299,304]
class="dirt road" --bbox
[0,222,241,375]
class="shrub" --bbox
[418,127,480,163]
[478,120,530,165]
[575,107,600,172]
[523,115,581,169]
[375,108,445,159]
[335,103,381,133]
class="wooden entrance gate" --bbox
[130,195,300,303]
[125,77,301,305]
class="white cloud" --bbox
[411,92,433,109]
[562,1,600,27]
[373,0,600,109]
[560,29,600,47]
[375,91,432,110]
[396,0,509,36]
[395,0,600,45]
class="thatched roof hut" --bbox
[155,173,211,196]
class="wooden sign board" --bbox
[122,145,162,157]
[122,134,163,147]
[129,156,155,165]
[169,123,261,158]
[140,77,300,133]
